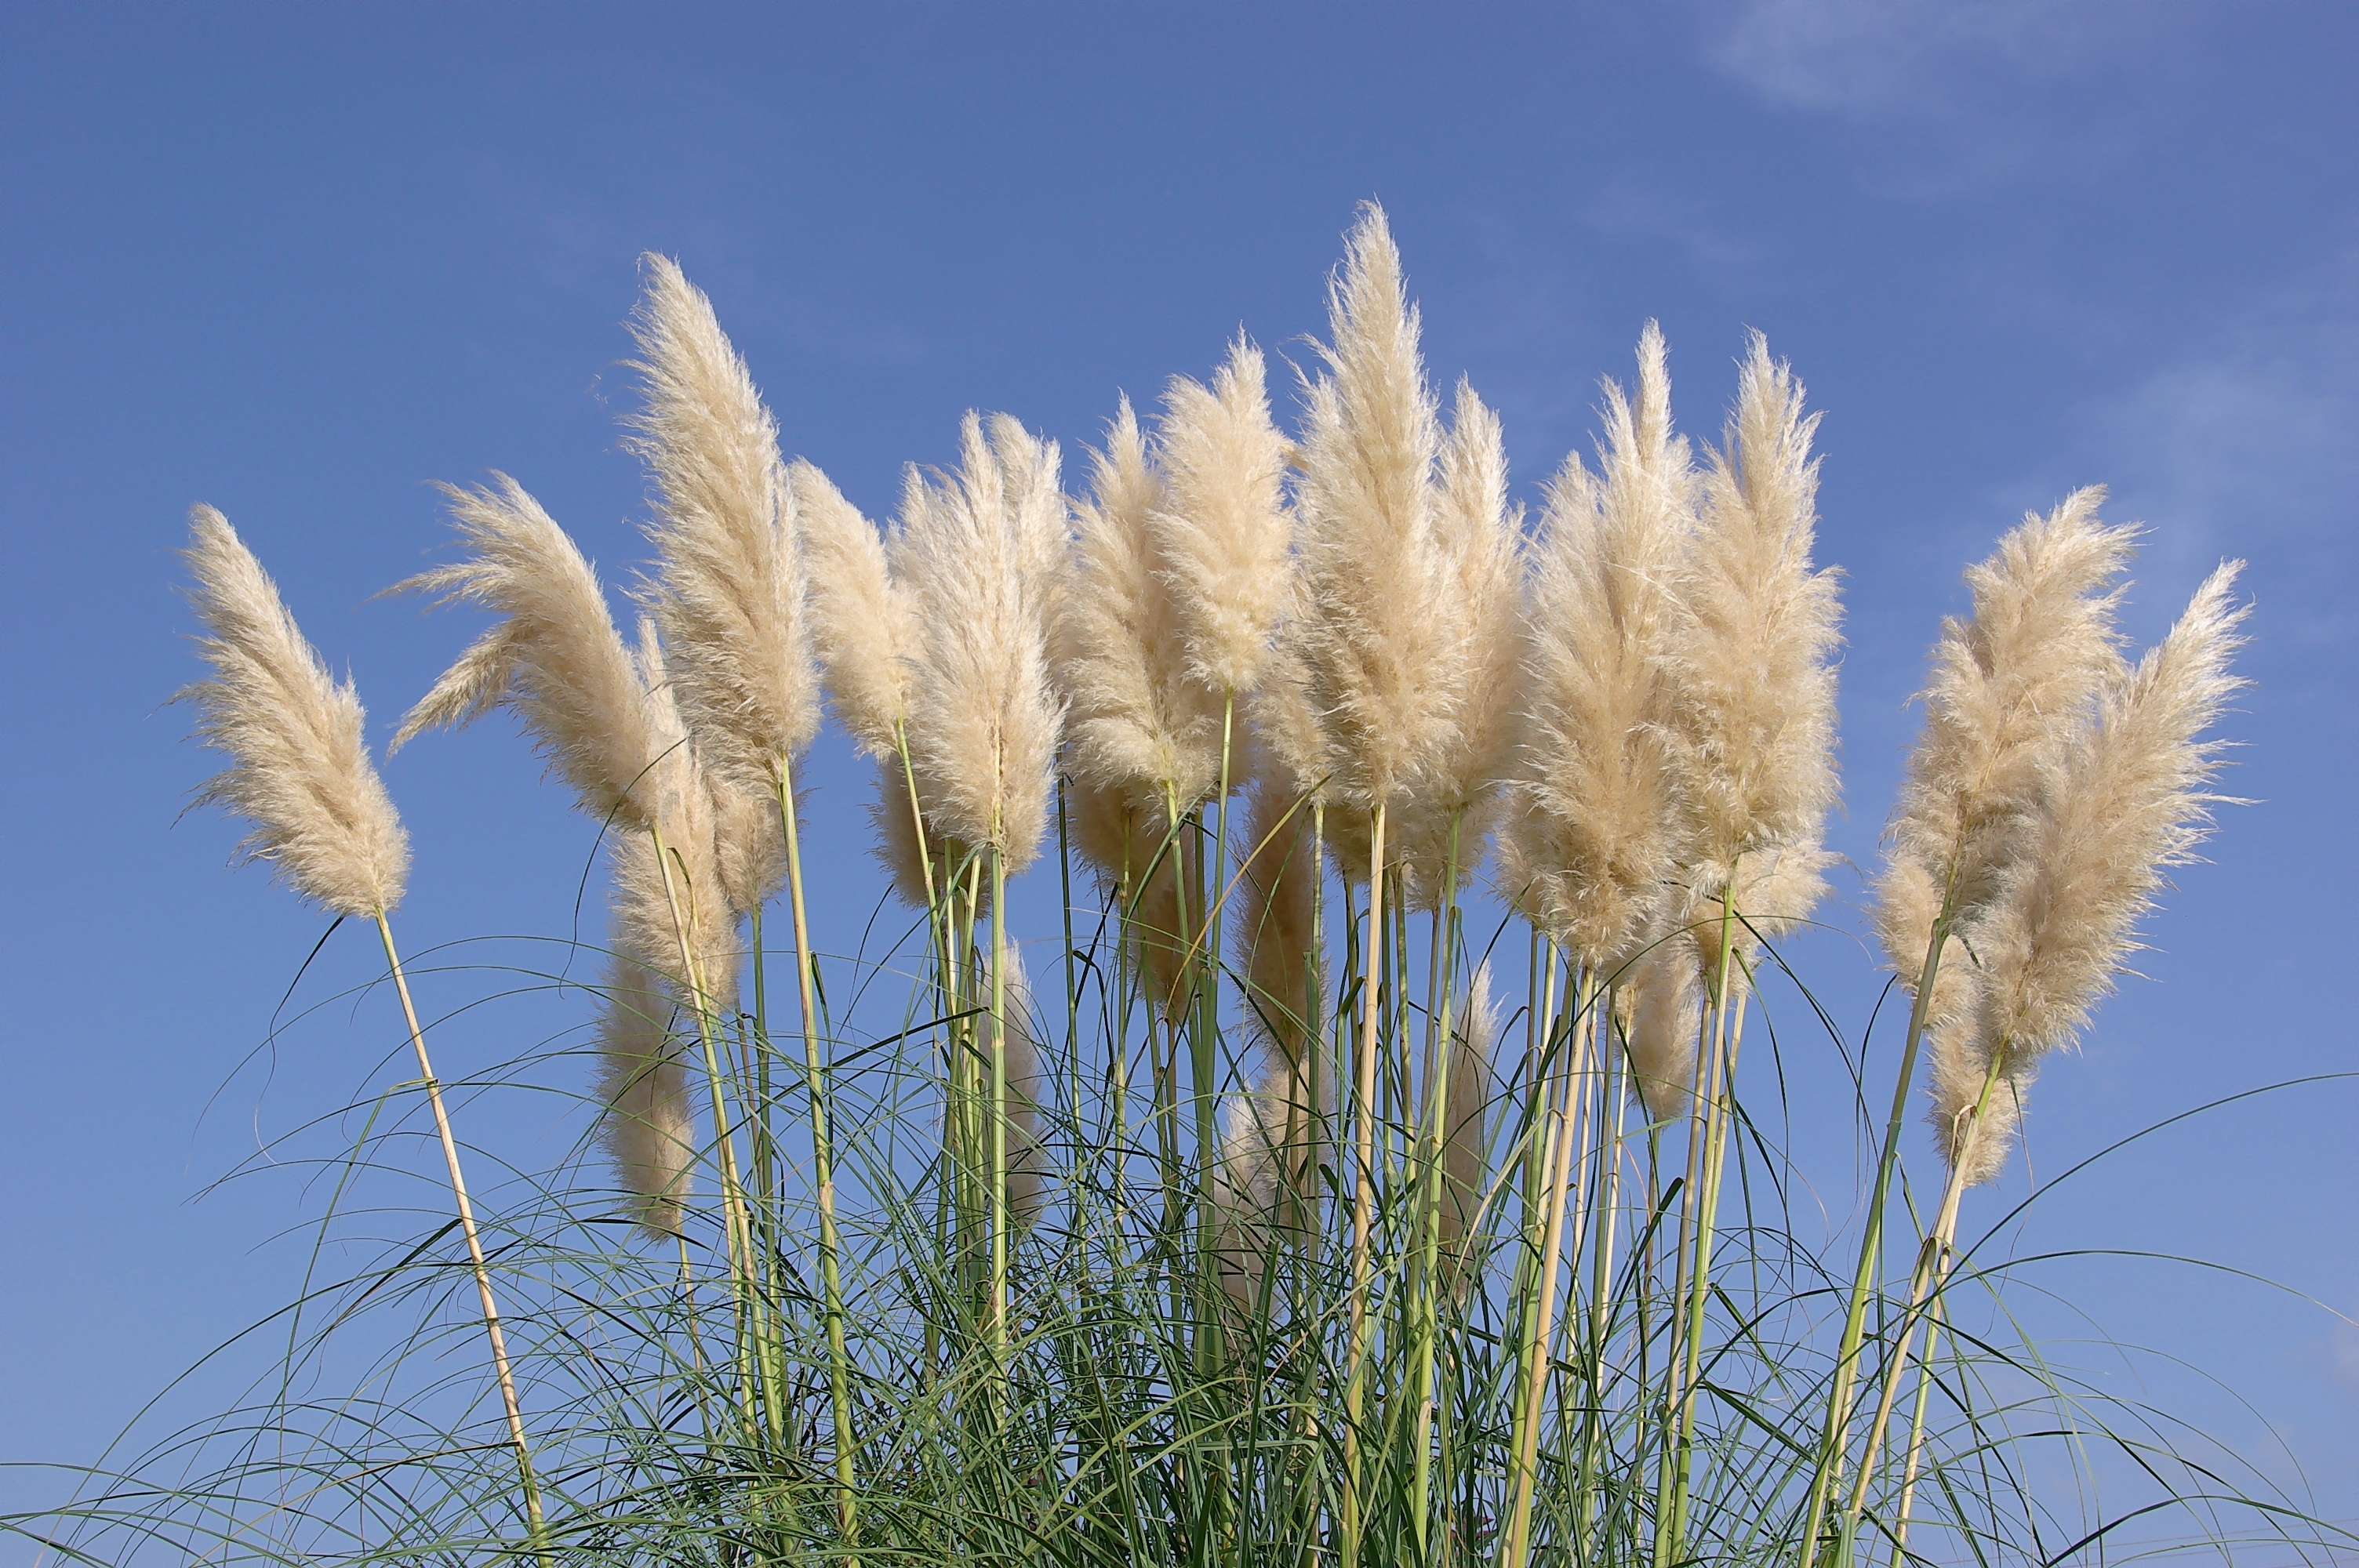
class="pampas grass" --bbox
[627,254,820,792]
[180,505,409,919]
[104,212,2314,1568]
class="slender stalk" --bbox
[1885,1291,1950,1566]
[1340,798,1389,1566]
[773,757,860,1548]
[648,822,769,1437]
[1503,967,1596,1568]
[1845,1047,2007,1534]
[1796,910,1954,1565]
[1409,811,1467,1554]
[373,914,547,1553]
[990,840,1011,1379]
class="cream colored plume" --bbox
[868,756,980,913]
[1621,933,1703,1122]
[1232,760,1322,1072]
[1287,202,1459,815]
[1066,772,1198,1021]
[1438,960,1504,1295]
[594,948,695,1239]
[1681,840,1837,1000]
[179,506,410,919]
[617,623,740,1010]
[1150,336,1295,696]
[1212,1018,1332,1312]
[1507,329,1695,968]
[994,942,1052,1228]
[1392,380,1527,906]
[1058,398,1222,809]
[394,476,663,833]
[627,254,819,791]
[792,459,920,760]
[1943,563,2248,1182]
[1925,1024,2021,1190]
[1667,333,1841,886]
[1877,489,2134,955]
[896,414,1067,874]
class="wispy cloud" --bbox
[1696,0,2195,194]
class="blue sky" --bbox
[3,0,2354,1542]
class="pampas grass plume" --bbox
[1150,336,1295,696]
[793,459,920,761]
[594,950,695,1239]
[1668,332,1841,873]
[898,414,1067,873]
[1943,561,2248,1180]
[180,506,411,919]
[1289,201,1457,811]
[1509,328,1692,967]
[1059,397,1221,808]
[628,254,819,789]
[394,476,662,833]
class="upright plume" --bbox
[627,254,820,793]
[1503,326,1694,971]
[895,414,1068,876]
[179,506,410,919]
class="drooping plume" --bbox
[393,476,664,833]
[792,459,920,761]
[1150,336,1296,697]
[995,943,1052,1228]
[178,506,410,919]
[1392,379,1526,906]
[1666,332,1842,891]
[1232,758,1322,1072]
[1876,488,2135,972]
[896,414,1067,874]
[1286,202,1459,818]
[1066,772,1198,1021]
[1438,961,1503,1295]
[1939,562,2248,1182]
[1505,328,1695,970]
[594,949,695,1240]
[627,254,819,792]
[1057,398,1222,810]
[1620,933,1703,1122]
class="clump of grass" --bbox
[26,211,2351,1568]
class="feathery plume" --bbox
[1233,759,1321,1072]
[394,476,665,832]
[178,506,410,918]
[1667,333,1842,886]
[616,623,740,1010]
[1940,563,2248,1181]
[1682,839,1837,1000]
[1150,336,1295,696]
[594,949,695,1239]
[627,254,819,792]
[1621,934,1703,1122]
[792,459,921,760]
[1508,328,1695,968]
[1438,961,1503,1294]
[1212,1022,1332,1312]
[1288,202,1459,815]
[1392,380,1526,906]
[1876,488,2135,971]
[995,943,1052,1228]
[1058,398,1222,808]
[897,414,1067,874]
[870,755,982,913]
[1067,772,1198,1020]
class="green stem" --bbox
[373,914,548,1560]
[775,757,859,1551]
[1341,797,1389,1567]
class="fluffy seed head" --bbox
[792,459,921,760]
[1508,331,1695,967]
[594,948,696,1240]
[1392,380,1526,907]
[1667,333,1842,879]
[1621,932,1702,1122]
[1150,336,1296,696]
[1288,203,1459,811]
[1438,960,1503,1298]
[627,254,819,789]
[1233,759,1322,1071]
[394,475,663,833]
[1057,397,1222,808]
[178,506,410,918]
[897,414,1067,873]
